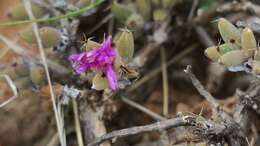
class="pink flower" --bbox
[69,36,117,90]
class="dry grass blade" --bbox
[0,34,31,56]
[0,47,9,59]
[23,0,66,146]
[160,47,169,117]
[121,97,166,121]
[72,98,84,146]
[0,74,18,108]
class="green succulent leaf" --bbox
[218,18,241,44]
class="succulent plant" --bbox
[252,50,260,74]
[20,27,61,48]
[92,72,109,90]
[204,46,221,62]
[13,63,29,77]
[2,68,19,80]
[153,9,168,22]
[125,13,144,30]
[218,18,241,44]
[205,18,260,75]
[111,1,134,23]
[241,28,257,58]
[135,0,152,20]
[29,65,46,86]
[8,2,45,20]
[14,77,32,89]
[218,50,246,67]
[114,29,134,63]
[162,0,176,9]
[218,43,240,55]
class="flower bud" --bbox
[153,9,168,22]
[29,65,46,86]
[162,0,176,9]
[15,77,32,89]
[254,49,260,61]
[19,28,37,44]
[218,50,245,67]
[13,63,29,77]
[8,2,44,20]
[20,27,61,48]
[135,0,152,20]
[204,46,220,62]
[252,61,260,74]
[40,27,61,48]
[218,18,241,44]
[151,0,160,7]
[2,68,18,80]
[92,72,109,90]
[111,1,133,23]
[115,29,134,62]
[241,27,256,58]
[219,43,240,55]
[125,13,144,30]
[83,39,101,50]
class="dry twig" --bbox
[0,74,18,108]
[87,115,195,146]
[184,65,220,109]
[184,66,249,146]
[217,1,260,17]
[121,97,166,121]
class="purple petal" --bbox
[72,64,90,73]
[68,36,118,90]
[68,54,81,62]
[104,65,117,90]
[68,52,90,73]
[102,35,112,50]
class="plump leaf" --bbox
[219,50,245,67]
[219,43,240,55]
[204,46,221,62]
[115,29,134,62]
[241,27,256,58]
[218,18,241,44]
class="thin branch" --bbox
[121,97,166,121]
[184,65,233,121]
[0,74,18,108]
[87,116,195,146]
[187,0,199,22]
[184,65,220,109]
[194,25,215,47]
[217,1,260,17]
